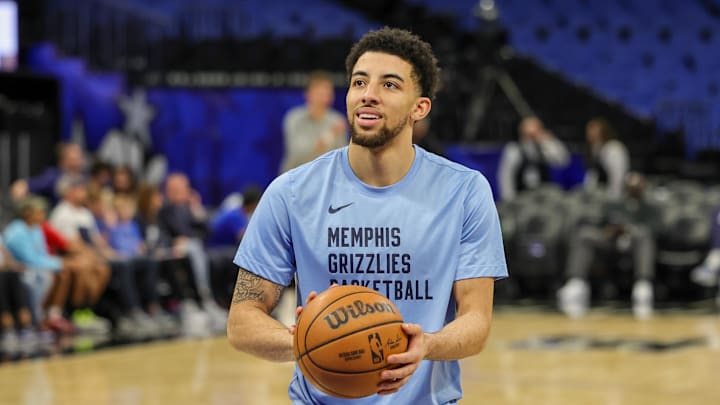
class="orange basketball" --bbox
[293,285,409,399]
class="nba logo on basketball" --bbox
[368,333,384,364]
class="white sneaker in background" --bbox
[203,302,228,335]
[116,316,144,341]
[17,329,39,357]
[180,300,211,339]
[131,311,164,340]
[632,280,653,320]
[690,264,719,287]
[557,278,590,319]
[0,330,19,358]
[152,312,179,337]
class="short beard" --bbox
[350,118,406,149]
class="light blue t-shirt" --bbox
[234,146,508,405]
[3,219,62,272]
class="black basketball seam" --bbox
[297,350,355,398]
[301,289,386,360]
[298,319,405,368]
[295,289,380,368]
[297,318,404,359]
[295,287,401,396]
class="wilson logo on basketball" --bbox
[322,300,396,330]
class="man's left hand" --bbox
[377,323,426,395]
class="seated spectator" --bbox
[207,186,262,248]
[583,117,630,200]
[10,142,87,203]
[557,173,659,320]
[207,186,262,307]
[107,193,176,335]
[498,116,569,201]
[86,160,114,196]
[136,184,201,314]
[3,197,74,334]
[40,219,111,330]
[112,165,139,196]
[86,187,117,240]
[1,235,44,358]
[690,208,720,289]
[158,173,226,332]
[50,177,161,338]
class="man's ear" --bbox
[411,97,432,122]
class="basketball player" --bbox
[228,27,508,404]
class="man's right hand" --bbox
[288,284,338,336]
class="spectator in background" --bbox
[40,217,112,329]
[86,187,117,240]
[583,117,630,200]
[280,70,348,173]
[0,235,41,358]
[51,177,165,339]
[112,165,139,196]
[158,173,226,332]
[136,183,204,329]
[107,194,176,335]
[86,161,114,196]
[207,185,262,249]
[207,186,262,307]
[49,177,155,337]
[557,172,659,320]
[136,184,172,258]
[498,116,569,201]
[690,208,720,289]
[10,142,87,203]
[3,197,74,334]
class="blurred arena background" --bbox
[1,0,719,404]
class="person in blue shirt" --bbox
[3,196,74,334]
[227,27,508,405]
[207,186,262,307]
[206,186,262,248]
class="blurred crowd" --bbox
[497,116,720,319]
[1,142,262,361]
[2,110,720,362]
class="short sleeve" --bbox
[233,175,296,286]
[456,173,509,281]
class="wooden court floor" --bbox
[0,309,718,405]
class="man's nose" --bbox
[361,85,380,104]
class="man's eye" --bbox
[353,80,365,87]
[384,82,397,88]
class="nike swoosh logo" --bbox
[328,202,354,214]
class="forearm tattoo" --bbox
[232,268,283,309]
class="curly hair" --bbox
[345,27,441,100]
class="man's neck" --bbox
[347,135,415,187]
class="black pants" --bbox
[108,257,161,313]
[207,246,240,308]
[158,256,200,303]
[0,272,28,316]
